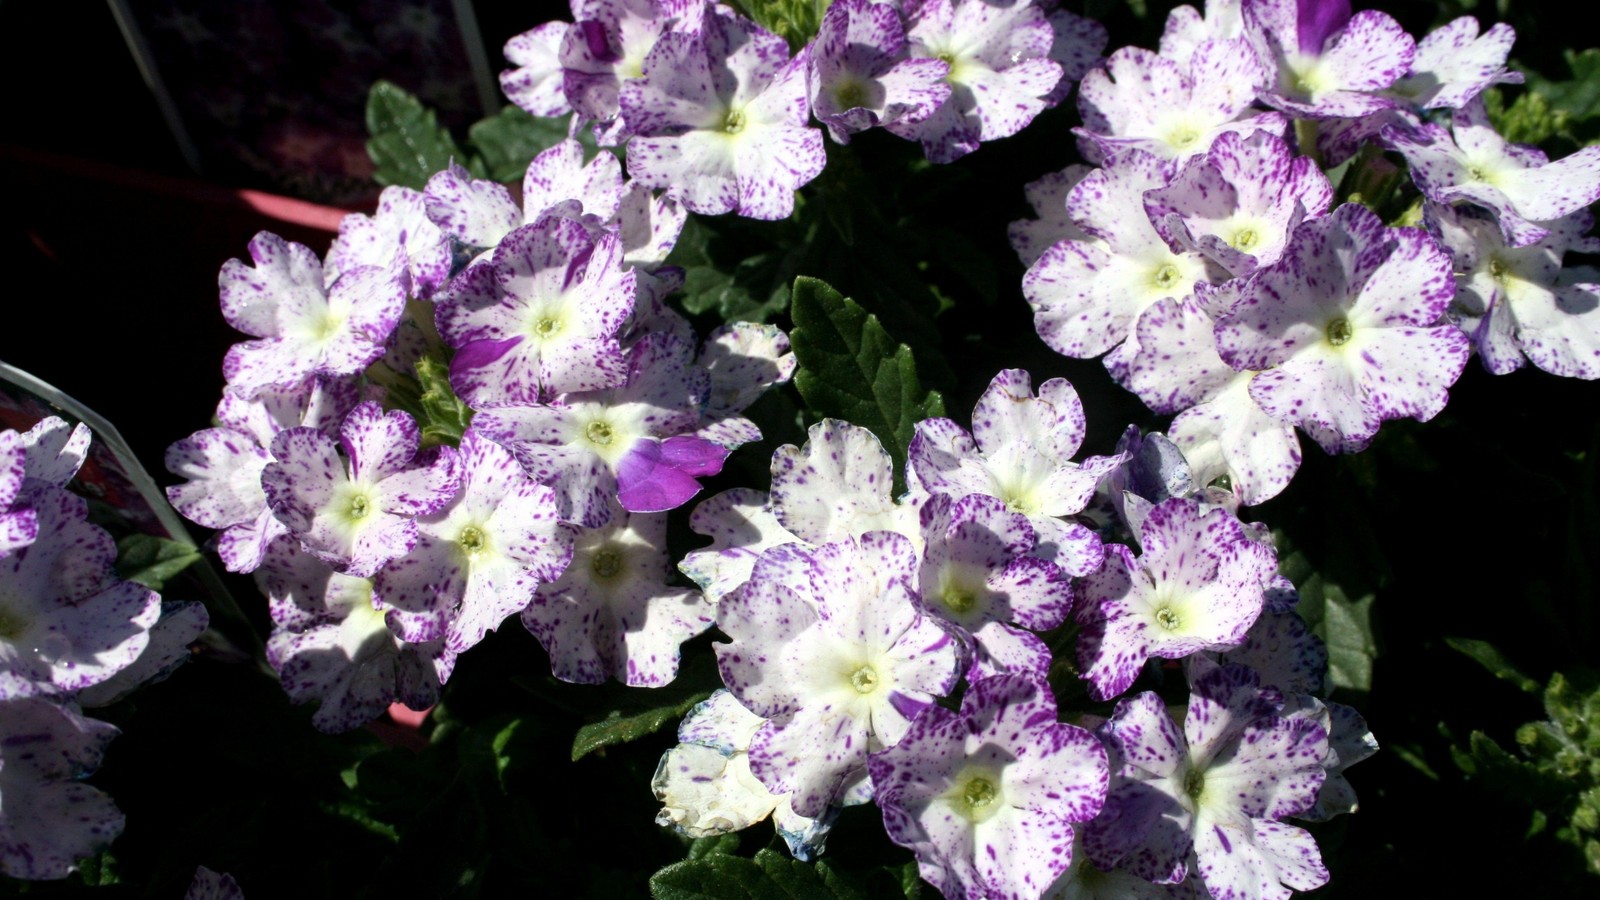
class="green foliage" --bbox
[114,534,203,592]
[789,276,946,494]
[469,105,592,183]
[1450,664,1600,876]
[412,355,475,448]
[571,687,715,762]
[367,84,582,189]
[1279,548,1378,693]
[651,848,917,900]
[726,0,830,51]
[1490,49,1600,150]
[366,81,478,189]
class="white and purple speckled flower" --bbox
[0,485,160,700]
[423,163,524,253]
[0,431,38,557]
[807,0,952,145]
[13,417,91,496]
[678,488,804,604]
[1386,96,1600,249]
[620,6,824,220]
[327,186,452,301]
[869,674,1109,900]
[1144,130,1333,277]
[909,369,1118,574]
[1429,203,1600,379]
[219,232,405,397]
[1022,150,1221,372]
[1242,0,1414,120]
[436,216,635,406]
[76,600,210,709]
[1075,42,1282,165]
[769,419,922,547]
[262,402,460,578]
[1008,164,1095,267]
[522,139,626,229]
[1215,203,1470,454]
[652,689,833,859]
[1159,0,1244,68]
[1126,297,1302,506]
[715,532,962,817]
[501,20,577,118]
[522,504,712,686]
[0,696,123,879]
[258,535,446,732]
[472,333,732,527]
[886,0,1063,163]
[1388,17,1521,111]
[166,378,358,574]
[373,429,573,652]
[560,0,704,144]
[1075,497,1275,701]
[1041,4,1108,107]
[1084,664,1330,897]
[917,493,1072,682]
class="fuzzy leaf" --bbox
[1446,637,1543,693]
[115,534,202,591]
[469,106,593,183]
[570,689,714,763]
[367,81,479,189]
[789,276,945,494]
[1291,565,1377,693]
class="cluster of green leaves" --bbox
[1447,641,1600,875]
[1487,49,1600,151]
[366,81,589,189]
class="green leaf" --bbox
[1446,637,1543,693]
[114,534,203,591]
[366,80,477,190]
[414,355,474,448]
[788,276,946,493]
[1291,562,1377,693]
[687,834,741,860]
[571,688,714,762]
[650,849,892,900]
[468,106,589,183]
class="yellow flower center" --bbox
[850,665,880,694]
[586,421,615,447]
[1326,317,1354,346]
[592,548,623,579]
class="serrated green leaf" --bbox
[1294,570,1376,693]
[1446,637,1543,693]
[650,849,880,900]
[468,106,589,183]
[114,534,202,591]
[688,834,741,860]
[366,80,478,189]
[571,688,713,762]
[789,276,945,494]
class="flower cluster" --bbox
[659,370,1369,897]
[1014,0,1600,507]
[1,418,208,879]
[499,0,1108,218]
[167,135,797,731]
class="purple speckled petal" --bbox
[18,418,91,489]
[769,419,898,543]
[0,697,123,879]
[502,21,576,117]
[423,163,522,249]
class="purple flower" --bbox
[374,429,574,653]
[869,674,1108,900]
[917,493,1072,682]
[1075,42,1283,165]
[258,535,446,732]
[262,402,460,577]
[1389,17,1522,111]
[559,0,705,144]
[1215,203,1471,453]
[909,369,1118,574]
[1243,0,1415,119]
[1084,665,1330,897]
[1386,96,1600,248]
[807,0,952,145]
[620,7,825,220]
[435,216,636,406]
[501,20,577,118]
[522,504,712,686]
[219,232,405,397]
[327,186,452,301]
[715,532,963,817]
[0,697,123,879]
[887,0,1063,163]
[1074,497,1274,701]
